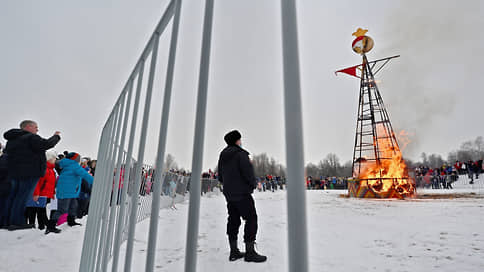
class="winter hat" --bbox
[66,152,81,163]
[45,151,57,161]
[224,130,241,146]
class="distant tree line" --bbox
[305,153,352,178]
[253,136,484,178]
[174,136,484,178]
[406,136,484,168]
[251,153,286,177]
[447,136,484,163]
[250,152,352,178]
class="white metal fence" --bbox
[79,0,308,271]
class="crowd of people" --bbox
[256,175,285,192]
[0,120,95,234]
[306,176,348,190]
[414,160,483,189]
[201,171,288,194]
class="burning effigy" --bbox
[336,28,416,199]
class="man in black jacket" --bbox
[217,130,266,263]
[3,120,61,230]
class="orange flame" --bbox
[396,130,413,151]
[357,126,416,198]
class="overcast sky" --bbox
[1,0,483,170]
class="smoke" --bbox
[376,0,484,158]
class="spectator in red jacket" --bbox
[25,151,58,230]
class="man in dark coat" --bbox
[3,120,61,230]
[217,130,267,263]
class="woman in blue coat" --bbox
[46,152,94,234]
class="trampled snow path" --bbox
[1,178,483,272]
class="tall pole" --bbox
[111,76,140,272]
[79,118,110,272]
[280,0,309,272]
[145,0,183,271]
[101,80,132,272]
[91,111,118,272]
[184,0,214,271]
[100,93,127,272]
[124,33,160,272]
[95,102,123,272]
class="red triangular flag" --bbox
[335,65,360,78]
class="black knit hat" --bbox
[224,130,241,146]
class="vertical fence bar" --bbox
[80,121,110,271]
[101,90,129,272]
[145,0,183,271]
[87,113,116,272]
[280,0,309,271]
[87,116,115,272]
[124,33,160,272]
[112,75,142,272]
[184,0,214,271]
[96,102,123,272]
[99,109,124,271]
[107,78,133,272]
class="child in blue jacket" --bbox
[46,152,93,234]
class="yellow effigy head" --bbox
[352,28,374,54]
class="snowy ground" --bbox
[1,176,483,272]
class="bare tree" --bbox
[164,153,178,171]
[305,163,319,178]
[252,153,285,177]
[427,154,445,168]
[445,136,484,162]
[304,153,350,178]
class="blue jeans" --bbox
[51,198,78,222]
[7,177,39,225]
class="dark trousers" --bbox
[6,177,39,225]
[51,198,78,222]
[77,198,90,218]
[226,195,258,243]
[25,207,48,228]
[0,195,9,227]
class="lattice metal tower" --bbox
[352,54,400,177]
[336,28,415,198]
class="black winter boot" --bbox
[24,207,36,226]
[229,240,245,261]
[37,207,48,230]
[67,215,82,227]
[244,241,267,263]
[45,220,61,234]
